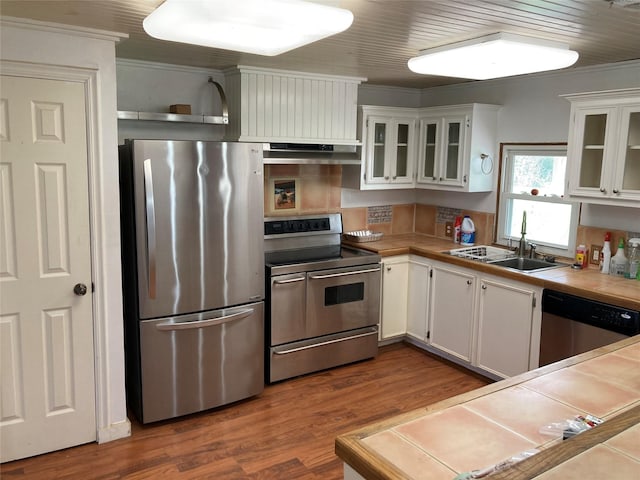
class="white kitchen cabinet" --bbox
[428,263,476,362]
[416,104,500,192]
[475,275,541,378]
[564,88,640,206]
[428,261,541,378]
[380,256,409,340]
[343,106,417,190]
[224,66,364,144]
[406,256,431,341]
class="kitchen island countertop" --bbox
[344,233,640,311]
[335,335,640,479]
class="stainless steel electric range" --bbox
[264,213,381,383]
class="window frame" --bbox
[496,143,579,259]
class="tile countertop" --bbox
[343,233,640,311]
[335,336,640,480]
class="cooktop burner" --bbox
[264,213,380,275]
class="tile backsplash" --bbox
[262,165,633,253]
[263,164,341,216]
[341,203,495,244]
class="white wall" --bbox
[116,59,227,143]
[1,18,130,443]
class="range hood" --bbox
[262,143,361,165]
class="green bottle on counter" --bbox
[609,238,627,277]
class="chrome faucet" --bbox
[516,211,527,258]
[528,242,537,259]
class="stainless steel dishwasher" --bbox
[539,289,640,366]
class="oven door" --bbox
[306,263,381,338]
[270,272,307,345]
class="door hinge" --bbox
[429,268,433,278]
[426,330,430,339]
[532,294,536,308]
[91,282,95,293]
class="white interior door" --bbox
[0,75,96,462]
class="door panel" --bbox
[139,302,264,423]
[129,140,264,319]
[0,75,95,462]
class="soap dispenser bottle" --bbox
[609,238,628,277]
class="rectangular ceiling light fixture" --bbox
[408,32,579,80]
[143,0,354,56]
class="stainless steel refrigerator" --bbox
[119,140,264,423]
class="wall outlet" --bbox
[445,222,453,237]
[590,244,602,265]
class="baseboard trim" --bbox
[97,419,131,444]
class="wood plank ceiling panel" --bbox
[0,0,638,88]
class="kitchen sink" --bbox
[488,257,567,272]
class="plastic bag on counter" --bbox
[539,414,603,440]
[452,449,539,479]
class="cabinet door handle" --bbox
[387,266,392,271]
[384,176,390,180]
[613,188,620,194]
[599,187,606,193]
[392,175,397,180]
[466,280,472,285]
[481,284,487,290]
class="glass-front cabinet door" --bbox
[390,118,416,184]
[364,115,415,186]
[442,116,466,185]
[571,107,615,196]
[613,106,640,200]
[365,116,390,185]
[417,114,467,188]
[417,118,440,183]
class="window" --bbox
[497,145,579,258]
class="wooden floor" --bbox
[2,343,489,479]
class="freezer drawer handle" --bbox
[273,330,377,355]
[155,308,254,331]
[308,267,381,280]
[143,159,157,299]
[273,276,306,284]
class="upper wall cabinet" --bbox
[415,104,500,192]
[223,66,365,145]
[343,106,417,190]
[342,103,499,192]
[564,88,640,206]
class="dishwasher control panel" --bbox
[542,290,640,337]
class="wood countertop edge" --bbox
[335,336,640,480]
[344,237,640,311]
[486,405,640,479]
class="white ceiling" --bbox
[1,0,639,88]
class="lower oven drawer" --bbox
[269,326,378,382]
[306,264,381,338]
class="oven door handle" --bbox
[273,276,306,284]
[273,330,378,355]
[155,308,254,331]
[308,267,381,280]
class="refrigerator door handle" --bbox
[155,308,255,331]
[143,159,157,299]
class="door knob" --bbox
[74,283,88,296]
